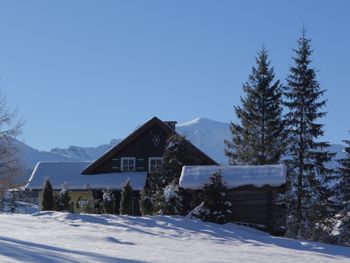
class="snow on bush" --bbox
[164,184,178,202]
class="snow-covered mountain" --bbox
[176,117,346,166]
[50,139,121,162]
[176,117,231,163]
[16,139,120,170]
[17,117,346,177]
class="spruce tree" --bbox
[337,134,350,207]
[42,178,53,211]
[139,190,154,215]
[196,171,232,224]
[120,180,134,215]
[158,134,203,187]
[329,134,350,245]
[225,47,285,165]
[59,183,71,212]
[283,29,335,238]
[149,134,199,215]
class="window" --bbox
[121,157,136,172]
[148,157,163,173]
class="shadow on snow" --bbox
[31,212,350,260]
[0,236,147,263]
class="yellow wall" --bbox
[39,190,94,213]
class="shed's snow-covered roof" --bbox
[179,164,286,189]
[25,162,147,190]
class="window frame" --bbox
[148,157,163,174]
[120,157,136,172]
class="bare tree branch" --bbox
[0,90,24,192]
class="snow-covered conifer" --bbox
[101,188,114,214]
[140,190,154,215]
[225,47,285,165]
[283,29,335,239]
[337,134,350,208]
[196,171,232,224]
[149,134,200,215]
[59,183,71,212]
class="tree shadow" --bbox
[112,215,350,259]
[0,236,148,263]
[31,212,350,260]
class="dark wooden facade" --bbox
[82,117,217,175]
[186,184,286,234]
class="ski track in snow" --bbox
[0,212,349,263]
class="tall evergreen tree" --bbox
[337,134,350,207]
[42,178,53,211]
[225,47,285,165]
[148,134,202,215]
[283,29,335,238]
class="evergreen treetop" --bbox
[225,47,285,165]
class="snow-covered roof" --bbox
[25,162,147,190]
[179,164,286,189]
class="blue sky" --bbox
[0,1,349,150]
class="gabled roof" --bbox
[179,164,286,190]
[25,161,147,190]
[82,116,217,174]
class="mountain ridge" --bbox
[17,117,346,174]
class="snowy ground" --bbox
[0,212,349,263]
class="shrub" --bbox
[120,180,134,215]
[42,178,53,211]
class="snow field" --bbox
[0,212,348,263]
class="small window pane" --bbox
[149,158,163,173]
[121,158,135,171]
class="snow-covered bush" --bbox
[162,183,179,215]
[331,211,350,246]
[195,171,232,224]
[140,190,154,215]
[151,182,189,216]
[59,183,71,212]
[101,189,114,214]
[78,198,97,214]
[152,185,166,215]
[0,190,17,213]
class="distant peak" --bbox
[177,117,219,127]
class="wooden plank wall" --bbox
[227,188,270,226]
[187,185,286,234]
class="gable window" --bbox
[148,157,163,173]
[121,157,136,172]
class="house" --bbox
[25,161,147,213]
[25,117,217,213]
[179,164,287,234]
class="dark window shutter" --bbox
[112,158,120,170]
[136,158,145,171]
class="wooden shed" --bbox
[179,164,287,234]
